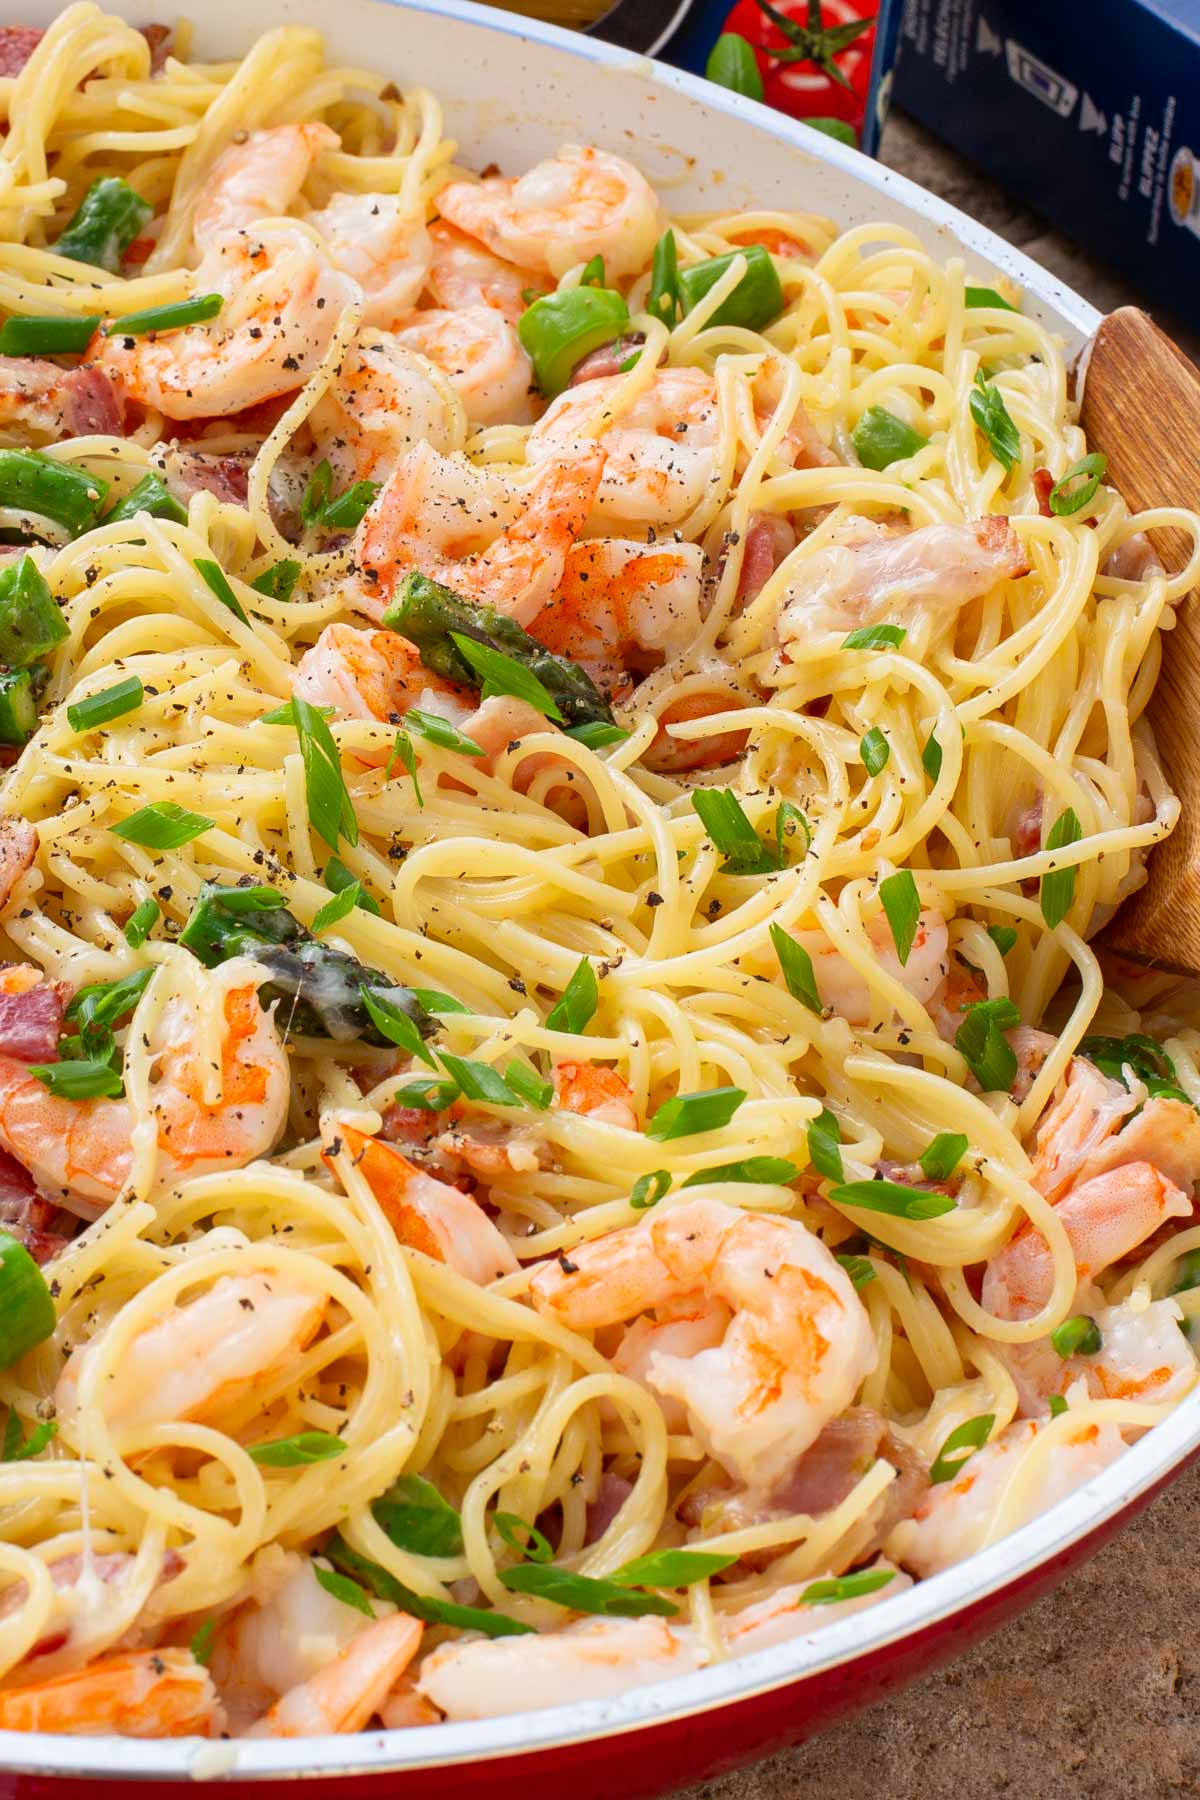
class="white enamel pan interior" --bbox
[5,0,1193,1783]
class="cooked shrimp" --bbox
[309,330,465,485]
[529,1198,876,1485]
[244,1614,422,1738]
[191,123,336,251]
[0,958,288,1211]
[93,222,357,420]
[55,1271,325,1436]
[1031,1057,1200,1200]
[306,192,433,329]
[983,1163,1193,1411]
[356,439,604,624]
[613,1299,730,1432]
[0,1547,182,1676]
[775,516,1029,643]
[890,1416,1128,1577]
[532,539,704,693]
[789,909,949,1026]
[394,305,536,427]
[415,1559,905,1719]
[644,686,752,775]
[379,1677,441,1729]
[425,220,546,325]
[526,367,721,529]
[331,1123,518,1284]
[552,1060,638,1130]
[0,1649,222,1737]
[436,144,661,281]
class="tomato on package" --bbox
[722,0,879,140]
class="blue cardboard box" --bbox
[893,0,1200,319]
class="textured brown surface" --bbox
[677,113,1200,1800]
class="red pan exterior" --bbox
[3,1445,1195,1800]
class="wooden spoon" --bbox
[1075,307,1200,974]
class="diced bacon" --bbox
[0,977,62,1061]
[139,23,172,71]
[0,1152,68,1264]
[0,358,122,447]
[568,335,645,386]
[0,27,42,77]
[161,449,250,508]
[1032,468,1054,517]
[1012,794,1042,859]
[0,817,36,913]
[736,514,797,602]
[1103,532,1162,582]
[585,1472,633,1543]
[876,1158,957,1200]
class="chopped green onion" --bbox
[987,924,1017,956]
[374,1474,463,1556]
[0,1232,56,1368]
[123,897,159,947]
[66,967,152,1042]
[1040,807,1081,929]
[110,800,212,850]
[775,800,811,864]
[630,1169,671,1209]
[807,1106,844,1182]
[919,1131,968,1181]
[384,571,612,730]
[394,1076,460,1112]
[835,1252,876,1290]
[678,244,783,332]
[0,669,38,746]
[0,554,67,666]
[329,1535,532,1638]
[852,406,928,471]
[0,451,108,536]
[289,693,358,851]
[30,1058,123,1100]
[1047,1393,1068,1418]
[705,31,764,99]
[800,1569,895,1604]
[565,719,629,748]
[103,471,187,526]
[1170,1249,1200,1296]
[1049,454,1107,516]
[955,996,1020,1092]
[842,622,907,649]
[251,559,302,602]
[646,1086,745,1141]
[805,118,856,145]
[54,177,152,272]
[500,1563,678,1619]
[1050,1314,1101,1357]
[770,922,823,1015]
[410,988,470,1015]
[860,727,889,775]
[194,557,249,626]
[545,956,598,1033]
[360,984,437,1070]
[969,369,1021,473]
[518,286,630,397]
[104,293,222,338]
[247,1431,347,1466]
[67,675,142,733]
[692,788,778,875]
[828,1178,956,1221]
[579,255,605,288]
[386,730,423,807]
[921,733,942,782]
[681,1156,797,1187]
[319,480,379,533]
[964,285,1018,311]
[300,460,332,528]
[929,1413,994,1484]
[879,869,920,966]
[494,1512,555,1563]
[324,854,380,916]
[611,1548,738,1587]
[648,229,683,327]
[503,1061,553,1110]
[313,1564,374,1616]
[189,1620,216,1667]
[404,708,485,758]
[311,884,362,936]
[438,1052,519,1106]
[0,313,99,356]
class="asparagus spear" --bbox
[382,571,615,730]
[179,882,435,1048]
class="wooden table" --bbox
[679,112,1200,1800]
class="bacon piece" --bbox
[568,335,645,386]
[0,817,36,913]
[585,1472,633,1543]
[1103,532,1162,582]
[0,979,63,1061]
[161,449,250,508]
[0,358,122,447]
[139,23,172,71]
[0,1153,69,1264]
[876,1158,957,1200]
[1012,794,1042,859]
[1032,468,1054,517]
[736,513,797,602]
[0,27,42,76]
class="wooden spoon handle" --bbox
[1080,308,1200,974]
